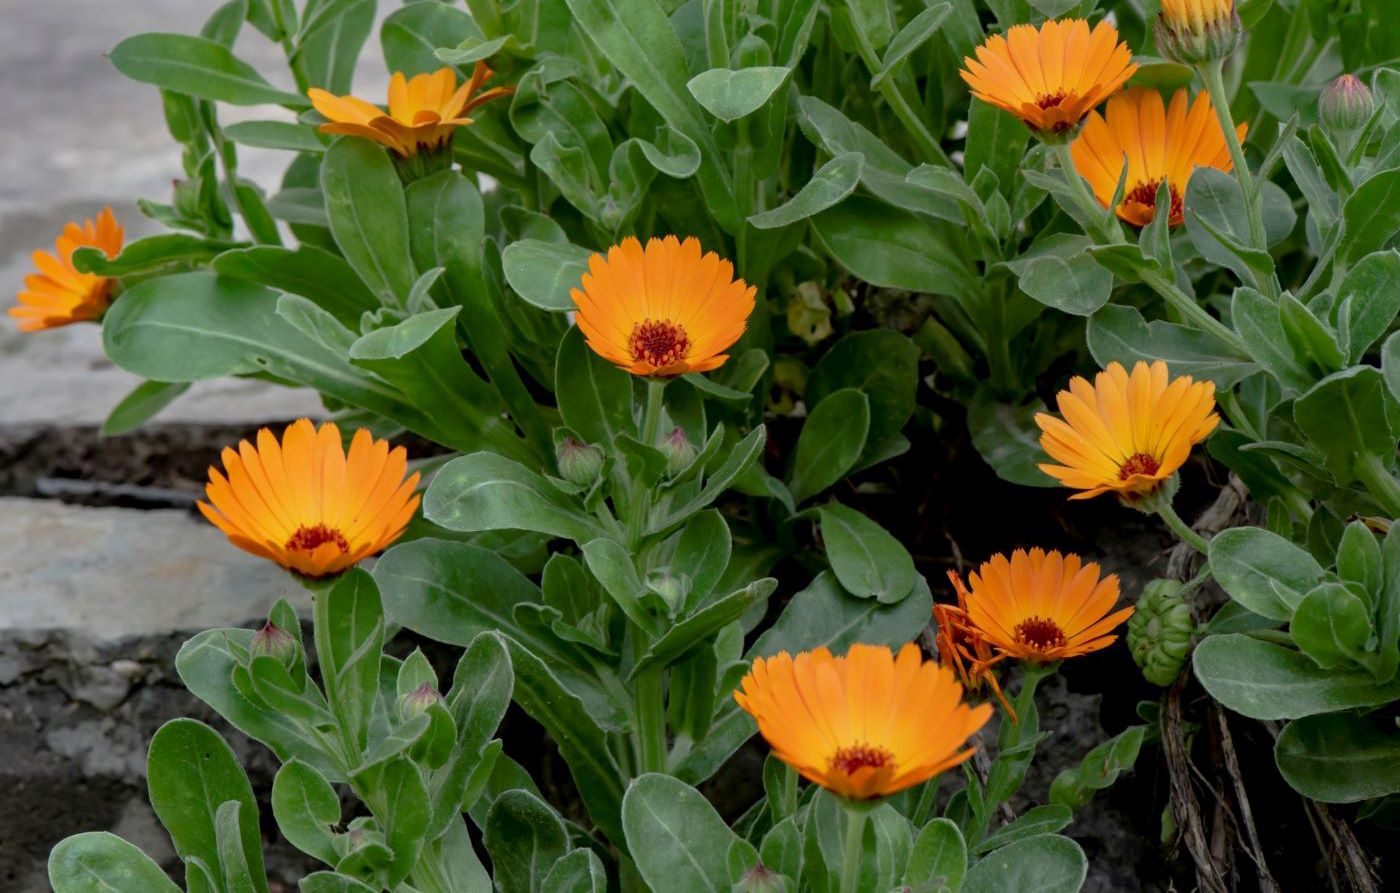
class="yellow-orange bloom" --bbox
[1036,360,1219,501]
[960,19,1137,136]
[570,235,756,377]
[198,419,420,578]
[953,549,1134,663]
[308,63,511,157]
[1071,88,1246,227]
[1160,0,1235,33]
[734,643,993,800]
[11,208,123,332]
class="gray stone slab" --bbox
[0,497,298,640]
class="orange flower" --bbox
[734,643,992,800]
[1071,88,1246,227]
[1036,360,1219,501]
[960,19,1137,136]
[199,419,420,578]
[954,549,1134,663]
[570,236,756,377]
[308,63,511,157]
[11,208,123,332]
[935,586,1013,719]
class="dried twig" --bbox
[1214,708,1279,893]
[1163,680,1230,893]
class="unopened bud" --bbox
[398,681,443,718]
[250,621,297,665]
[556,436,604,486]
[1154,0,1241,65]
[661,427,697,476]
[644,569,689,615]
[736,862,788,893]
[1127,579,1194,686]
[1319,74,1373,136]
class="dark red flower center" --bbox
[1036,90,1068,109]
[286,524,349,554]
[1125,179,1183,222]
[628,319,690,367]
[831,742,894,775]
[1014,616,1067,651]
[1118,452,1161,480]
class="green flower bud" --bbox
[250,621,297,666]
[397,681,443,718]
[556,436,604,486]
[1318,74,1373,136]
[661,427,697,476]
[1127,579,1194,686]
[735,862,788,893]
[644,569,690,615]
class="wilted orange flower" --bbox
[1071,88,1245,227]
[734,643,992,800]
[935,594,1014,719]
[1036,360,1219,501]
[954,549,1134,663]
[199,419,420,578]
[308,63,511,157]
[960,19,1137,136]
[570,235,756,377]
[11,208,123,332]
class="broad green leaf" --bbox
[424,453,604,543]
[581,538,656,633]
[686,66,791,122]
[542,849,608,893]
[812,197,977,302]
[272,760,340,865]
[1294,366,1399,484]
[1087,304,1256,389]
[629,578,777,678]
[1209,527,1327,621]
[748,152,863,229]
[964,99,1029,196]
[555,325,634,447]
[649,426,767,536]
[102,380,190,436]
[296,0,374,93]
[973,804,1073,854]
[1231,287,1316,391]
[1276,712,1400,803]
[788,388,869,504]
[904,818,966,892]
[967,394,1055,488]
[1337,250,1400,362]
[213,244,379,328]
[214,801,259,893]
[818,502,916,603]
[314,568,384,754]
[805,329,918,466]
[962,834,1086,893]
[1003,233,1112,316]
[147,719,267,893]
[1184,167,1295,278]
[671,509,732,610]
[48,833,182,893]
[623,774,738,892]
[72,234,238,277]
[1338,169,1400,266]
[1193,634,1400,719]
[1049,726,1146,808]
[1290,583,1373,669]
[300,872,379,892]
[224,120,325,152]
[321,138,416,306]
[503,240,593,312]
[109,33,306,106]
[435,634,513,834]
[381,1,483,76]
[419,820,492,893]
[380,758,431,886]
[485,789,571,893]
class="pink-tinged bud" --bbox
[250,621,297,665]
[556,436,604,486]
[661,427,697,476]
[1319,74,1373,135]
[398,681,443,718]
[735,862,787,893]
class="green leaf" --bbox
[1087,304,1255,389]
[300,872,380,892]
[321,138,416,306]
[424,453,604,543]
[213,244,378,328]
[542,849,608,893]
[1291,583,1374,669]
[686,66,791,122]
[629,579,777,678]
[1338,250,1400,363]
[1276,712,1400,803]
[788,388,869,504]
[904,817,965,892]
[296,0,374,93]
[964,99,1029,196]
[1049,726,1146,809]
[502,240,593,312]
[102,380,190,436]
[973,804,1073,854]
[214,801,260,893]
[962,834,1086,893]
[671,509,732,610]
[1209,527,1327,621]
[649,426,767,536]
[485,789,570,893]
[1003,233,1112,316]
[871,4,952,89]
[555,325,633,447]
[1184,167,1294,279]
[748,152,863,229]
[380,758,431,886]
[146,719,268,893]
[805,329,918,467]
[1193,634,1400,720]
[48,833,183,893]
[224,120,324,153]
[1338,169,1400,267]
[622,774,738,892]
[314,568,384,755]
[967,394,1054,488]
[109,33,306,106]
[1231,287,1316,391]
[812,197,976,301]
[420,820,493,893]
[1294,366,1399,484]
[818,502,916,603]
[72,234,239,277]
[271,760,340,865]
[1278,292,1345,375]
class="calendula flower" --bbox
[1155,0,1241,65]
[954,549,1134,663]
[199,419,420,578]
[1070,87,1245,227]
[11,207,123,332]
[570,235,756,377]
[1036,360,1219,501]
[960,19,1137,137]
[308,63,511,158]
[935,593,1014,719]
[734,643,992,800]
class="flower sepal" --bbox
[1154,1,1242,66]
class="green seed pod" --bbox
[1127,579,1194,686]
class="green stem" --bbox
[734,116,755,280]
[633,664,668,775]
[626,379,667,549]
[1201,62,1272,288]
[1356,453,1400,518]
[1050,141,1109,243]
[1140,267,1253,357]
[1155,499,1211,554]
[839,805,869,893]
[847,14,950,167]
